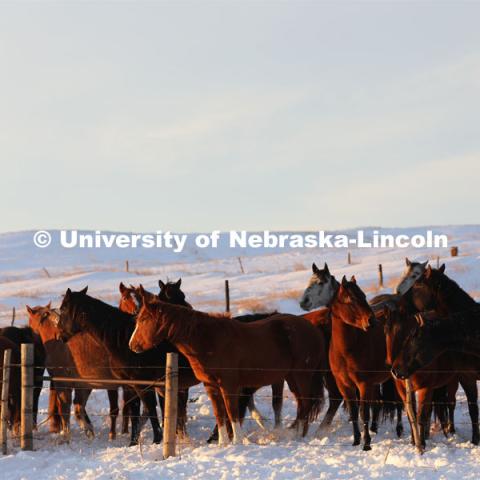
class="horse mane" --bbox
[435,270,477,310]
[70,292,135,345]
[234,312,277,323]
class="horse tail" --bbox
[380,378,402,423]
[432,385,449,427]
[306,364,325,423]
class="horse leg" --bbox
[121,387,130,434]
[177,389,189,438]
[221,386,247,445]
[73,388,95,439]
[316,372,342,435]
[48,383,62,433]
[358,383,372,451]
[55,386,72,441]
[447,380,459,435]
[272,381,284,428]
[370,385,381,434]
[338,381,361,446]
[417,389,432,448]
[460,376,479,445]
[243,388,266,429]
[138,389,162,444]
[205,384,229,446]
[127,392,141,447]
[107,388,120,440]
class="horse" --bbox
[27,304,99,439]
[328,275,398,451]
[57,286,199,446]
[299,263,403,435]
[395,258,429,295]
[129,287,327,445]
[0,325,45,430]
[383,296,480,446]
[126,281,284,440]
[0,336,21,433]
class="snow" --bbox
[1,226,480,479]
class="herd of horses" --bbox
[0,258,479,453]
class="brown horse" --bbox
[0,336,21,433]
[27,304,98,439]
[328,275,392,451]
[130,288,327,444]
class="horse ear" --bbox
[323,263,330,275]
[158,280,166,289]
[119,282,127,295]
[138,284,148,304]
[175,278,182,288]
[422,260,428,268]
[350,275,357,284]
[312,263,320,274]
[79,286,88,295]
[341,275,348,287]
[439,264,446,273]
[26,305,34,315]
[405,258,411,267]
[65,288,72,299]
[425,265,433,278]
[46,301,51,310]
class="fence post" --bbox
[10,307,15,326]
[347,252,351,265]
[1,349,12,455]
[125,260,129,272]
[163,352,178,459]
[21,344,34,451]
[450,246,458,257]
[436,256,440,269]
[378,264,384,288]
[225,280,230,313]
[237,257,245,274]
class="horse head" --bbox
[299,262,339,311]
[158,278,192,308]
[394,258,428,295]
[129,284,164,353]
[391,315,445,379]
[118,282,139,314]
[332,276,376,332]
[57,286,89,342]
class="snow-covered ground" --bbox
[1,226,480,479]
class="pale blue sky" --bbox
[1,1,479,233]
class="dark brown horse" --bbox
[130,289,327,444]
[329,276,393,451]
[384,297,479,446]
[0,336,21,433]
[0,325,45,430]
[57,287,199,446]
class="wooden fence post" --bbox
[1,349,12,455]
[225,280,230,313]
[347,252,351,265]
[10,307,15,326]
[436,256,440,269]
[450,246,458,257]
[237,257,245,274]
[125,260,129,272]
[21,344,34,451]
[163,352,178,459]
[378,264,384,288]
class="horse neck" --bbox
[158,304,208,354]
[330,302,363,347]
[78,299,134,357]
[436,276,477,314]
[37,322,58,344]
